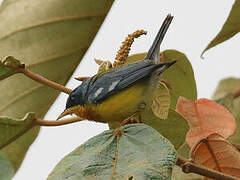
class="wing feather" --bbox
[87,60,160,103]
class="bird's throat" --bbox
[69,105,102,122]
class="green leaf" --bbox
[212,78,240,145]
[0,0,113,173]
[212,78,240,100]
[0,155,14,180]
[142,109,189,149]
[0,112,36,149]
[160,50,197,107]
[202,0,240,55]
[177,143,190,158]
[48,124,177,180]
[0,56,23,81]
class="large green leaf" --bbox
[202,0,240,55]
[0,155,14,180]
[142,109,189,149]
[212,78,240,145]
[48,124,177,180]
[0,0,113,173]
[160,50,197,107]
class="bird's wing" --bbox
[145,14,173,64]
[87,60,159,103]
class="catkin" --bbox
[113,30,147,67]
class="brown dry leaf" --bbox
[176,97,236,148]
[191,133,240,179]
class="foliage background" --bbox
[1,0,237,179]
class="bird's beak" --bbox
[57,108,73,120]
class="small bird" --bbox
[58,14,175,128]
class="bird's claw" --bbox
[120,113,141,126]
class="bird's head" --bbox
[57,81,88,120]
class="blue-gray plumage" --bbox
[60,14,175,125]
[67,59,175,108]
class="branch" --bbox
[176,156,240,180]
[19,68,72,94]
[35,117,84,126]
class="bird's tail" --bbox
[145,14,173,64]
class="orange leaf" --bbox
[176,97,236,147]
[191,133,240,179]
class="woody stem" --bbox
[176,156,239,180]
[19,68,72,94]
[35,117,83,126]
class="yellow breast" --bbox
[80,81,148,126]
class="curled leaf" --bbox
[0,112,36,149]
[176,97,236,148]
[191,133,240,179]
[48,124,177,180]
[0,56,23,80]
[151,81,171,120]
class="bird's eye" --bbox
[70,95,75,100]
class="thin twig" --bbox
[35,117,83,126]
[19,68,72,94]
[176,156,239,180]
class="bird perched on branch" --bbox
[58,14,176,128]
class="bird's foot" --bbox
[120,113,141,126]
